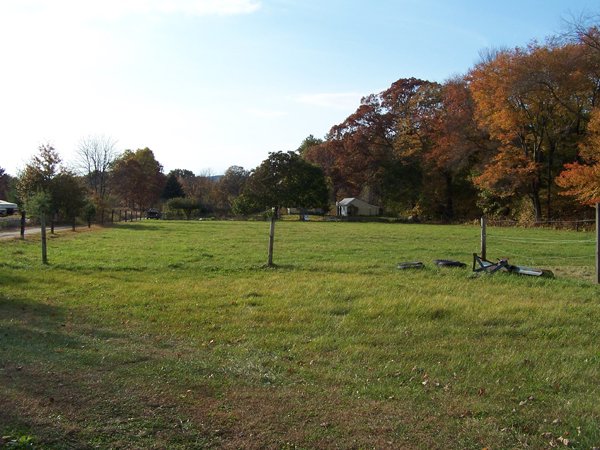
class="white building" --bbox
[0,200,17,215]
[336,198,380,216]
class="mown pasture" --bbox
[0,220,598,449]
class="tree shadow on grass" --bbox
[113,223,163,231]
[0,294,217,448]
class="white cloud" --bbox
[294,92,363,110]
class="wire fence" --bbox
[486,218,596,232]
[480,212,598,283]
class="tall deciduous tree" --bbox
[305,78,442,215]
[424,77,490,219]
[556,107,600,204]
[469,42,596,220]
[111,148,166,210]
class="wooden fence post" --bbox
[481,216,487,260]
[267,208,276,267]
[40,212,48,264]
[20,210,25,239]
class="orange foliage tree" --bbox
[424,77,492,219]
[556,108,600,204]
[305,78,442,215]
[469,42,596,220]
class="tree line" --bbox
[2,18,599,224]
[0,136,329,224]
[301,18,600,222]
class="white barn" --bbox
[336,198,380,217]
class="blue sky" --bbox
[0,0,596,176]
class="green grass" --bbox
[0,220,598,449]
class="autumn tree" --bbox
[111,148,166,210]
[556,107,600,204]
[191,170,220,212]
[305,78,442,215]
[469,42,597,220]
[423,77,491,219]
[214,165,249,212]
[553,20,600,206]
[17,144,61,198]
[17,145,62,263]
[169,169,195,196]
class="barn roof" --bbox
[337,197,378,208]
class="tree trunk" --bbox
[547,141,555,219]
[40,212,48,264]
[530,175,543,222]
[444,172,454,222]
[531,192,542,222]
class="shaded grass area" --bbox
[0,221,598,448]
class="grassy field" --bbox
[0,220,598,449]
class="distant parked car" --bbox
[146,208,161,219]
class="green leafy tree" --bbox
[82,201,97,228]
[166,197,202,220]
[297,134,323,155]
[242,151,329,214]
[52,172,88,230]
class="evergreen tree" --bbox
[162,173,185,200]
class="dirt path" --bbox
[0,226,79,240]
